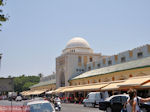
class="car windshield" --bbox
[105,94,129,101]
[30,103,54,112]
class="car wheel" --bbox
[106,107,112,112]
[83,103,86,107]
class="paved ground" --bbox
[0,100,24,106]
[0,100,105,112]
[61,103,104,112]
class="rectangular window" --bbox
[148,45,150,53]
[137,52,143,58]
[121,57,126,62]
[90,57,93,62]
[88,66,91,71]
[108,60,112,65]
[114,55,118,62]
[97,63,100,67]
[84,56,87,67]
[103,58,106,64]
[129,50,133,57]
[78,56,82,66]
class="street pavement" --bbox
[61,103,105,112]
[0,100,24,106]
[0,100,105,112]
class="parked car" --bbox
[83,92,108,108]
[140,101,150,112]
[24,99,55,112]
[15,96,22,101]
[99,94,150,112]
[99,94,128,112]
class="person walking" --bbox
[126,88,150,112]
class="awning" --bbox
[21,89,47,96]
[118,76,150,88]
[21,90,34,96]
[21,91,27,96]
[53,87,67,93]
[46,90,54,94]
[31,90,46,95]
[141,82,150,88]
[101,81,125,91]
[61,83,109,92]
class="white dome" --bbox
[65,37,90,49]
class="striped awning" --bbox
[21,89,47,96]
[118,76,150,88]
[101,81,125,91]
[60,83,108,92]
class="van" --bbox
[83,92,108,108]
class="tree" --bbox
[38,73,43,78]
[22,82,35,91]
[0,0,8,31]
[8,75,11,78]
[14,75,40,92]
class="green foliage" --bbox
[22,82,35,91]
[0,0,3,6]
[0,0,8,31]
[14,75,40,92]
[0,15,7,21]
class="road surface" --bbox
[0,100,105,112]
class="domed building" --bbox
[63,37,93,54]
[56,37,101,88]
[26,37,150,97]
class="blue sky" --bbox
[0,0,150,77]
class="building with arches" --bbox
[56,37,150,89]
[29,37,150,97]
[56,37,102,88]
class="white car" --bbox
[83,92,108,107]
[15,96,22,101]
[26,100,55,112]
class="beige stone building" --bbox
[56,37,103,88]
[54,38,150,97]
[27,37,150,96]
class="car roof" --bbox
[27,100,50,105]
[105,94,129,101]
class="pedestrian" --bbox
[125,88,150,112]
